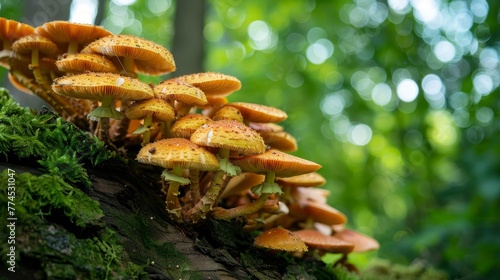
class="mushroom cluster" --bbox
[1,18,378,267]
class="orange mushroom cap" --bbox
[11,35,59,56]
[0,18,35,46]
[332,229,380,253]
[56,53,118,73]
[125,98,175,122]
[136,138,219,171]
[174,72,241,97]
[231,149,322,178]
[254,227,308,252]
[154,80,207,106]
[226,102,288,123]
[170,114,213,139]
[277,172,326,188]
[294,229,354,254]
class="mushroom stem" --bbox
[189,170,201,207]
[141,112,153,145]
[165,165,183,217]
[186,169,225,223]
[211,172,276,220]
[122,56,136,78]
[67,41,79,54]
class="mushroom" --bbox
[226,102,288,124]
[55,53,119,74]
[34,20,112,54]
[187,119,266,222]
[170,114,213,139]
[125,97,175,145]
[154,80,207,117]
[136,138,219,219]
[332,229,380,253]
[174,72,241,97]
[277,172,326,203]
[51,72,153,142]
[253,227,308,252]
[211,149,322,220]
[0,18,34,68]
[81,34,175,77]
[212,105,244,122]
[294,229,355,255]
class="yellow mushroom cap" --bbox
[136,138,219,171]
[56,53,118,73]
[154,80,207,105]
[254,227,308,252]
[175,72,241,96]
[212,105,244,122]
[82,34,176,75]
[34,20,112,45]
[11,35,59,56]
[231,149,322,178]
[170,114,213,139]
[294,229,354,254]
[226,102,288,123]
[125,98,175,122]
[52,72,153,101]
[190,119,266,156]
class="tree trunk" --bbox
[171,0,206,76]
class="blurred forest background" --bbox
[1,0,499,279]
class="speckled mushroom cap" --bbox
[231,149,322,178]
[34,20,112,46]
[11,35,59,56]
[226,102,288,123]
[277,172,326,188]
[125,98,175,122]
[136,138,219,171]
[170,114,213,139]
[154,80,207,105]
[82,34,176,75]
[212,105,244,122]
[56,53,118,73]
[174,72,241,97]
[294,229,354,254]
[190,119,266,156]
[254,227,308,252]
[52,72,153,101]
[0,18,34,46]
[332,229,380,253]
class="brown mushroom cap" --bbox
[190,119,266,156]
[56,53,118,73]
[332,229,380,252]
[82,34,176,75]
[254,227,308,252]
[249,122,284,133]
[174,72,241,96]
[125,98,175,122]
[231,149,322,178]
[170,114,213,139]
[136,138,219,171]
[277,172,326,188]
[221,172,266,198]
[154,80,207,105]
[52,72,153,101]
[226,102,288,123]
[294,229,354,254]
[11,35,59,56]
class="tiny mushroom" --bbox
[125,97,176,145]
[211,149,322,220]
[253,227,308,252]
[136,138,219,219]
[187,120,266,222]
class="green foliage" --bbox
[0,89,115,186]
[0,170,103,227]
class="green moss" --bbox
[0,88,116,187]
